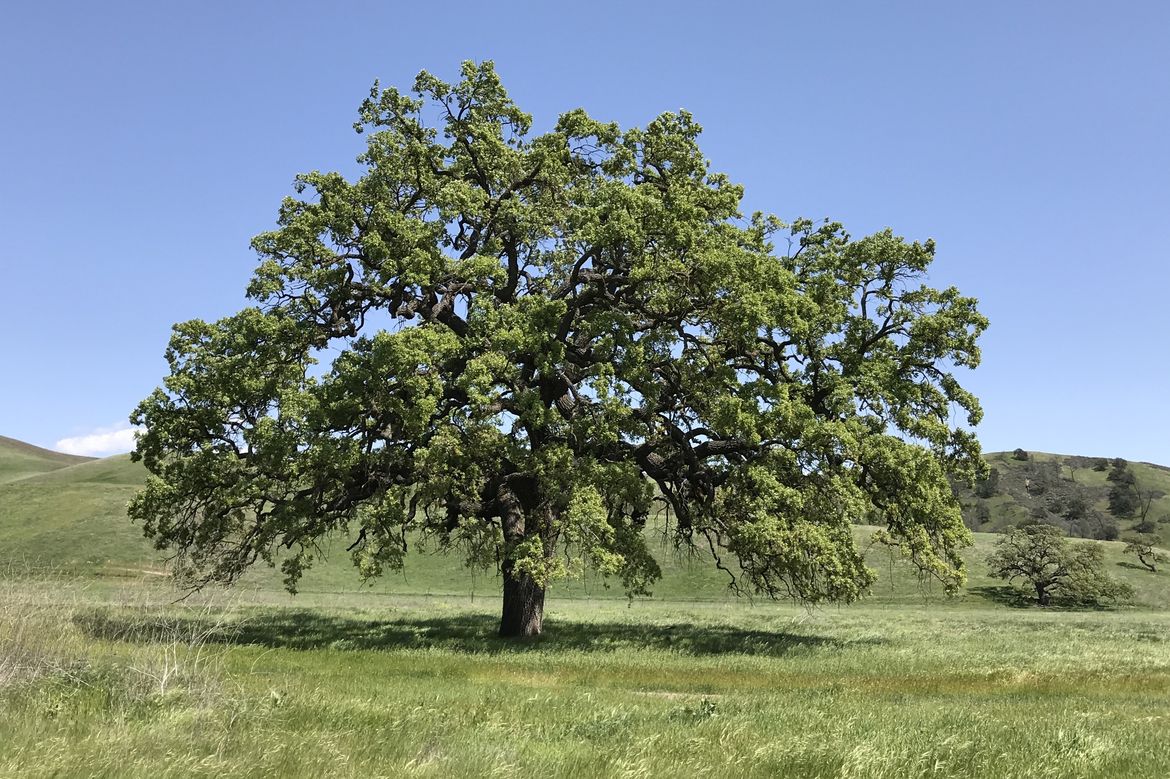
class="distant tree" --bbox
[1091,458,1109,472]
[1107,458,1134,484]
[986,524,1132,606]
[1133,487,1166,528]
[1134,518,1158,534]
[128,62,989,638]
[1106,461,1164,525]
[974,467,1000,499]
[1012,448,1030,461]
[1090,513,1120,542]
[1061,494,1089,523]
[974,502,992,525]
[1123,534,1168,572]
[1108,483,1140,518]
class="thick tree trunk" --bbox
[499,561,546,638]
[496,483,549,638]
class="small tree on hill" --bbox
[974,467,999,499]
[130,62,988,637]
[1108,484,1139,518]
[1012,448,1029,461]
[1106,458,1133,484]
[986,524,1132,606]
[1106,460,1164,525]
[1133,487,1166,531]
[1060,494,1088,523]
[1088,512,1120,542]
[1124,534,1167,572]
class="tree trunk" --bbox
[1036,583,1050,606]
[499,560,546,638]
[496,484,549,638]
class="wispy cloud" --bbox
[56,423,140,457]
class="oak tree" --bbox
[1123,534,1167,572]
[131,62,987,637]
[986,524,1132,606]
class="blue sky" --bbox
[1,1,1167,462]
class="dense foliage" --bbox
[131,62,987,635]
[986,524,1133,606]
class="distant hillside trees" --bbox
[1106,458,1132,483]
[974,467,999,498]
[955,452,1167,541]
[1062,455,1094,483]
[986,524,1133,606]
[1012,448,1029,461]
[1106,459,1165,529]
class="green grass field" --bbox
[2,438,1169,777]
[2,581,1169,778]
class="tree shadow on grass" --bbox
[74,608,877,657]
[968,585,1130,612]
[1115,561,1159,573]
[968,585,1035,608]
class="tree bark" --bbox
[496,483,548,638]
[499,561,546,637]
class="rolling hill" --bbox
[952,450,1170,546]
[0,446,156,576]
[0,434,94,484]
[0,436,1167,606]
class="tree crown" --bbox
[131,61,987,603]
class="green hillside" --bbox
[0,435,93,484]
[0,453,156,576]
[0,439,1166,607]
[953,450,1170,545]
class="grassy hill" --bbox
[953,450,1170,545]
[0,448,156,576]
[0,437,1166,607]
[0,434,93,484]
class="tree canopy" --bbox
[131,61,987,636]
[986,524,1132,606]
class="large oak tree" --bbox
[131,62,987,637]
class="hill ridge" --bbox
[0,434,95,465]
[955,450,1170,545]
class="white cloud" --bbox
[56,423,141,457]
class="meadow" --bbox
[2,570,1170,778]
[2,440,1169,777]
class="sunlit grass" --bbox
[2,577,1168,778]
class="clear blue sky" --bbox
[2,1,1167,462]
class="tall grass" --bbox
[0,566,95,690]
[1,571,240,718]
[2,583,1169,778]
